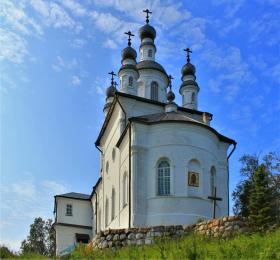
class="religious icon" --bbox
[188,171,199,187]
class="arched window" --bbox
[128,76,133,87]
[157,160,170,196]
[105,198,109,227]
[191,92,195,102]
[148,49,153,57]
[210,167,216,196]
[111,188,115,221]
[122,173,128,208]
[151,81,158,101]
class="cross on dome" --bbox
[168,75,174,90]
[183,48,192,63]
[108,71,116,85]
[114,81,118,90]
[143,9,152,23]
[124,31,135,46]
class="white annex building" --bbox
[53,10,236,256]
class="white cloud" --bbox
[61,0,87,16]
[42,180,68,195]
[271,63,280,84]
[70,38,87,48]
[249,12,280,46]
[103,39,118,49]
[0,28,28,64]
[211,0,245,18]
[0,174,69,251]
[52,55,78,72]
[0,0,43,36]
[71,75,81,85]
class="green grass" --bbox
[70,229,280,260]
[0,246,48,259]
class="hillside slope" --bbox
[70,229,280,259]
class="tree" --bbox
[21,217,55,256]
[232,152,280,226]
[248,164,275,231]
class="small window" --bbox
[112,148,116,161]
[151,81,158,101]
[105,198,109,227]
[66,204,73,216]
[157,160,170,196]
[128,76,133,87]
[106,161,109,174]
[111,188,115,221]
[122,173,128,208]
[191,92,195,102]
[148,49,152,57]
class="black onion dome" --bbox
[106,85,115,98]
[167,89,175,102]
[181,62,196,77]
[121,46,137,60]
[139,24,156,40]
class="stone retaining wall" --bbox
[90,216,248,249]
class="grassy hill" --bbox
[1,229,279,259]
[70,229,280,259]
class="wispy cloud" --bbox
[70,38,87,48]
[0,28,28,64]
[52,55,78,72]
[0,173,69,250]
[71,75,81,86]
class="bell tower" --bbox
[179,48,200,110]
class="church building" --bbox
[53,10,236,256]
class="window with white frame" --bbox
[66,204,72,216]
[148,49,153,57]
[111,188,116,221]
[122,173,128,208]
[157,160,170,196]
[151,81,158,101]
[128,76,133,87]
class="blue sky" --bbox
[1,0,279,251]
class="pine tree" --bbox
[248,164,275,231]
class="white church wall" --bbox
[132,122,229,227]
[100,104,129,230]
[56,197,92,227]
[55,225,92,256]
[118,133,130,228]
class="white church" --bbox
[53,10,236,255]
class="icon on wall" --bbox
[188,171,199,187]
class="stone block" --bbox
[136,233,144,239]
[119,233,126,240]
[127,240,136,246]
[128,233,135,240]
[101,241,108,249]
[106,234,113,241]
[113,234,119,241]
[145,239,152,245]
[136,239,144,245]
[233,225,240,231]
